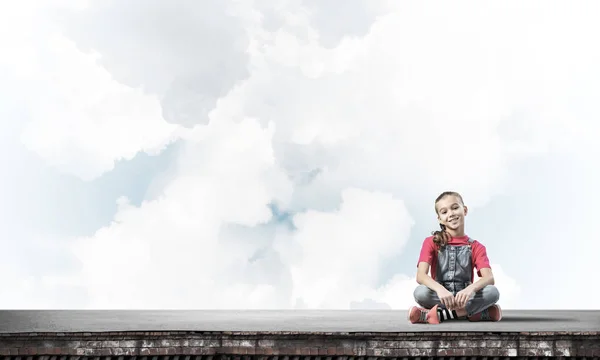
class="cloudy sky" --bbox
[1,0,599,310]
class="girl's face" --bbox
[436,195,468,230]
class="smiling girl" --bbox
[408,191,502,324]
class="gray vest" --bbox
[435,237,474,294]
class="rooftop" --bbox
[0,310,598,333]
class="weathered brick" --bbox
[233,347,246,354]
[104,341,120,348]
[85,341,102,348]
[415,341,434,349]
[481,348,501,356]
[485,339,502,347]
[240,340,255,347]
[585,348,596,357]
[114,347,138,356]
[140,340,157,348]
[556,339,573,347]
[448,348,473,356]
[408,347,435,357]
[555,346,572,357]
[456,340,473,348]
[279,347,296,355]
[370,348,384,357]
[188,339,219,347]
[1,328,599,359]
[341,347,354,356]
[118,340,137,348]
[257,339,275,347]
[223,340,255,348]
[518,347,554,357]
[520,340,552,349]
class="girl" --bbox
[408,191,501,324]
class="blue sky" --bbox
[1,0,599,310]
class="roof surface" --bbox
[0,310,598,333]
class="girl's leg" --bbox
[411,285,465,323]
[465,285,501,318]
[413,285,466,315]
[413,285,442,309]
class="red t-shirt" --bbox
[416,235,491,282]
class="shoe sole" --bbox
[407,306,419,323]
[468,304,503,322]
[495,304,503,322]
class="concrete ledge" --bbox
[1,311,599,358]
[1,331,599,358]
[2,310,599,333]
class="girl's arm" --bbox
[416,262,445,292]
[468,267,495,292]
[470,243,494,292]
[455,268,495,309]
[416,262,455,309]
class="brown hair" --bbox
[431,191,465,248]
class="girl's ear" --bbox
[463,205,468,216]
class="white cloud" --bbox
[369,274,419,310]
[473,264,521,310]
[17,34,182,181]
[56,0,252,128]
[70,118,294,309]
[6,0,600,311]
[0,2,183,181]
[275,187,414,309]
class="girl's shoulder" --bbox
[468,238,488,250]
[422,235,436,244]
[419,236,436,250]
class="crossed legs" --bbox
[413,284,500,317]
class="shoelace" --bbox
[419,310,428,322]
[480,308,491,321]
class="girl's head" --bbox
[431,191,469,247]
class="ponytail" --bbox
[431,223,450,248]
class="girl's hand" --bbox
[454,287,474,309]
[436,288,455,309]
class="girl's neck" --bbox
[446,228,466,238]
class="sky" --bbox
[0,0,599,310]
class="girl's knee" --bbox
[413,285,433,303]
[484,285,500,302]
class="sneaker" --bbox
[408,304,444,324]
[426,304,441,324]
[468,304,502,322]
[407,305,428,324]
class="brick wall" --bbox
[1,331,599,358]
